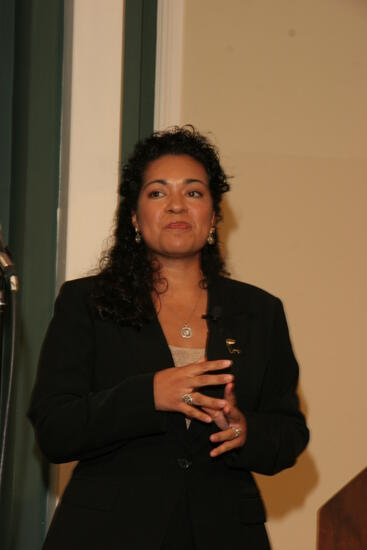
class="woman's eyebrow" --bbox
[143,178,208,188]
[143,179,167,187]
[185,178,208,185]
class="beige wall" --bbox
[181,1,367,548]
[56,0,124,502]
[63,0,124,282]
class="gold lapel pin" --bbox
[226,338,241,355]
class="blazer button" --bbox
[177,458,192,470]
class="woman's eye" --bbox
[148,190,164,198]
[187,190,203,198]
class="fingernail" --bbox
[205,417,212,423]
[225,375,234,382]
[223,360,232,367]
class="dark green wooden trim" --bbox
[0,0,15,242]
[121,0,158,163]
[0,1,64,548]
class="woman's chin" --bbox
[147,237,206,260]
[153,246,202,261]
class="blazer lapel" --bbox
[137,313,193,437]
[131,277,250,375]
[133,315,173,374]
[189,277,252,443]
[205,277,251,390]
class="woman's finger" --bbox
[182,404,212,424]
[210,426,240,444]
[192,359,232,374]
[193,373,234,388]
[224,382,237,408]
[191,393,226,410]
[210,439,239,458]
[209,425,245,457]
[202,407,229,430]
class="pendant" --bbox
[181,324,193,339]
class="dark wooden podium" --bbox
[318,468,367,549]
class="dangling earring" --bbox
[207,227,216,245]
[135,227,142,244]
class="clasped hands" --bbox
[153,359,247,458]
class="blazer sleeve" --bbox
[226,298,309,475]
[28,281,167,464]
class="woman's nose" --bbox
[166,192,187,213]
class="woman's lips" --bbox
[165,222,191,229]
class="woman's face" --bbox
[132,154,215,260]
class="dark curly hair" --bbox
[92,125,230,327]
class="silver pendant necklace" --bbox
[181,324,193,339]
[180,290,203,339]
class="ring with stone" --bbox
[182,393,194,406]
[232,427,242,438]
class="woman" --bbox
[29,126,309,549]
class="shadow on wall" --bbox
[219,194,318,518]
[256,449,318,519]
[218,196,237,268]
[256,387,318,519]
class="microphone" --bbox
[202,305,222,322]
[0,225,18,291]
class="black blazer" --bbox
[29,276,309,549]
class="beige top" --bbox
[169,345,205,429]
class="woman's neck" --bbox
[152,255,208,348]
[153,255,203,295]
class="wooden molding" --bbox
[154,0,185,130]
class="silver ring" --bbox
[232,427,242,438]
[182,393,193,406]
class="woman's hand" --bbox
[206,382,247,457]
[153,359,233,424]
[202,405,229,430]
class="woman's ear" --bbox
[211,211,216,227]
[131,211,138,230]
